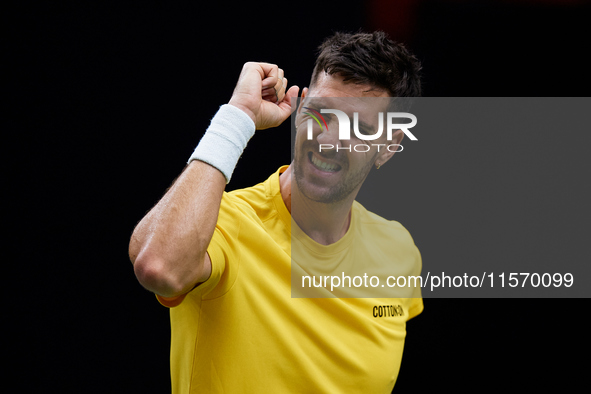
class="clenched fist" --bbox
[228,62,300,130]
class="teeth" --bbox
[311,154,339,172]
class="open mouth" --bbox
[308,152,341,173]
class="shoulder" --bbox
[353,201,417,246]
[222,166,287,223]
[228,180,268,207]
[223,180,272,222]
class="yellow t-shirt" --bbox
[157,166,423,393]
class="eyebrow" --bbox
[305,99,377,133]
[304,98,332,110]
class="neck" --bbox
[280,164,353,245]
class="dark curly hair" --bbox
[311,31,422,98]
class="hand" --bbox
[228,62,300,130]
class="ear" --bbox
[299,87,309,106]
[375,129,404,169]
[295,87,309,115]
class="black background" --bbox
[8,1,589,392]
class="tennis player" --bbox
[129,31,423,393]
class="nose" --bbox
[315,117,349,153]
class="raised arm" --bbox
[129,62,299,297]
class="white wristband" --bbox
[188,104,256,183]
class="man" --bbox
[129,31,423,393]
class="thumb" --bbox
[277,85,300,116]
[256,85,300,130]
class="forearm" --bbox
[129,160,225,297]
[129,104,256,297]
[128,62,298,297]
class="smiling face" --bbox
[292,73,402,204]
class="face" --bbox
[292,73,401,204]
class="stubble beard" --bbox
[293,145,377,205]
